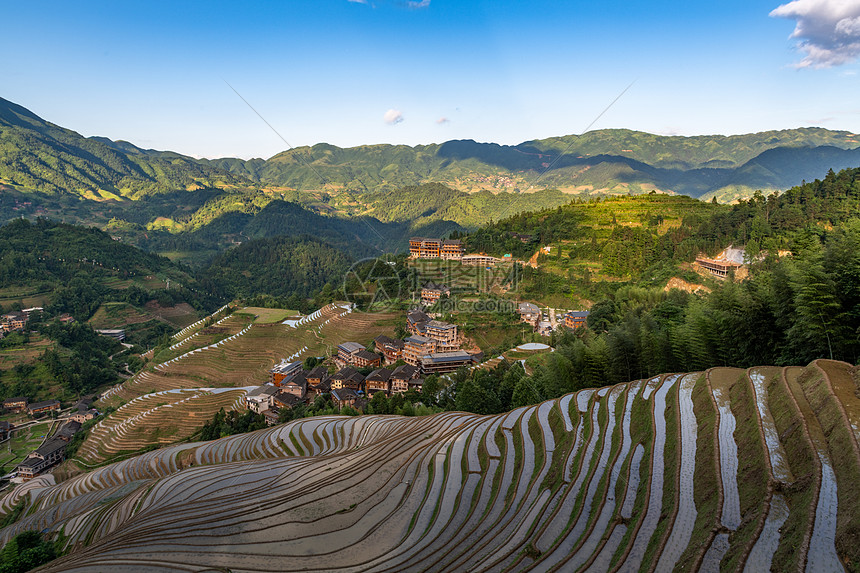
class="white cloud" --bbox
[406,0,430,7]
[770,0,860,67]
[383,109,404,125]
[347,0,368,3]
[436,117,450,124]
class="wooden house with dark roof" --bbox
[16,437,67,480]
[306,366,330,386]
[406,309,431,335]
[3,397,28,413]
[27,400,60,416]
[353,350,382,369]
[309,377,332,398]
[374,335,404,364]
[281,371,308,399]
[55,420,82,442]
[272,392,302,410]
[331,388,358,410]
[390,364,419,394]
[343,372,365,392]
[331,367,365,392]
[421,282,451,307]
[365,368,392,396]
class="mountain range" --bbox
[2,96,859,205]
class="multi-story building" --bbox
[390,364,419,394]
[409,237,464,259]
[331,388,359,410]
[3,397,28,413]
[263,409,281,426]
[424,320,459,351]
[365,368,392,396]
[1,311,27,332]
[353,350,382,369]
[403,335,437,367]
[564,311,590,330]
[16,438,67,481]
[306,366,330,388]
[419,351,477,375]
[374,336,404,364]
[695,256,744,279]
[270,361,303,386]
[95,329,126,341]
[330,367,366,392]
[337,342,366,365]
[409,237,441,258]
[460,254,499,267]
[281,371,308,398]
[245,385,279,413]
[272,392,301,411]
[421,283,451,307]
[27,400,60,416]
[440,240,465,259]
[406,310,431,336]
[70,409,98,424]
[518,302,540,328]
[307,377,332,399]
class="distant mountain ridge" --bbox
[1,96,859,202]
[203,129,860,200]
[0,97,253,199]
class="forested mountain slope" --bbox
[0,97,252,199]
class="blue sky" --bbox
[2,0,859,159]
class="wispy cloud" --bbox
[770,0,860,68]
[384,109,404,125]
[349,0,430,7]
[436,117,450,124]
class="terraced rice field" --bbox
[75,388,250,465]
[104,304,392,405]
[84,304,398,467]
[0,359,856,572]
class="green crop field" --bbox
[0,423,53,474]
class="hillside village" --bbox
[240,238,594,425]
[244,307,486,424]
[0,309,105,481]
[0,236,759,483]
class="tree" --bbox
[420,375,441,406]
[511,375,542,408]
[787,246,841,361]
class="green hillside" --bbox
[199,235,352,301]
[0,97,252,199]
[0,218,216,319]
